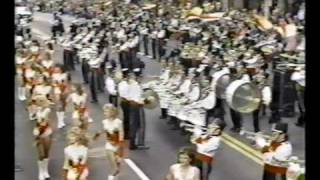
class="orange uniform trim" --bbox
[195,153,214,164]
[262,141,287,175]
[264,164,287,175]
[71,164,88,177]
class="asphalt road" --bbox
[15,12,305,180]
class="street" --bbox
[15,12,305,180]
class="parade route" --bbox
[15,12,305,180]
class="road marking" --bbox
[88,147,150,180]
[221,138,263,166]
[124,158,151,180]
[222,133,263,160]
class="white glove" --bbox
[33,128,40,136]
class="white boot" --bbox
[18,87,23,100]
[38,161,45,180]
[20,87,26,101]
[57,112,66,129]
[29,112,36,121]
[42,158,50,179]
[108,175,115,180]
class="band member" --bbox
[164,66,184,124]
[158,61,172,119]
[23,62,37,99]
[16,49,28,101]
[40,43,55,79]
[119,40,129,69]
[165,147,200,180]
[105,70,118,107]
[88,60,102,103]
[291,66,305,127]
[191,120,226,180]
[140,23,149,56]
[157,24,166,60]
[254,123,292,180]
[28,40,41,60]
[79,44,90,84]
[229,68,244,133]
[183,85,217,127]
[151,25,158,59]
[94,104,125,179]
[118,69,130,139]
[32,97,53,180]
[252,73,272,132]
[62,38,75,71]
[67,84,92,127]
[63,127,89,180]
[168,70,192,129]
[31,75,53,102]
[52,65,70,129]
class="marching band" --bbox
[15,0,305,180]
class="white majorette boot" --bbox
[42,158,50,179]
[38,161,45,180]
[18,87,27,101]
[57,112,66,129]
[20,87,27,101]
[18,87,23,100]
[29,112,36,121]
[108,175,115,180]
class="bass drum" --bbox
[212,69,231,99]
[226,80,262,113]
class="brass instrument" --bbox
[181,43,208,60]
[276,63,305,71]
[252,15,273,31]
[114,69,123,83]
[142,88,159,109]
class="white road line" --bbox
[124,158,151,180]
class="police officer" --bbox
[88,58,102,103]
[118,69,130,139]
[127,73,149,150]
[252,73,272,132]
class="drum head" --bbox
[226,80,261,113]
[216,74,231,99]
